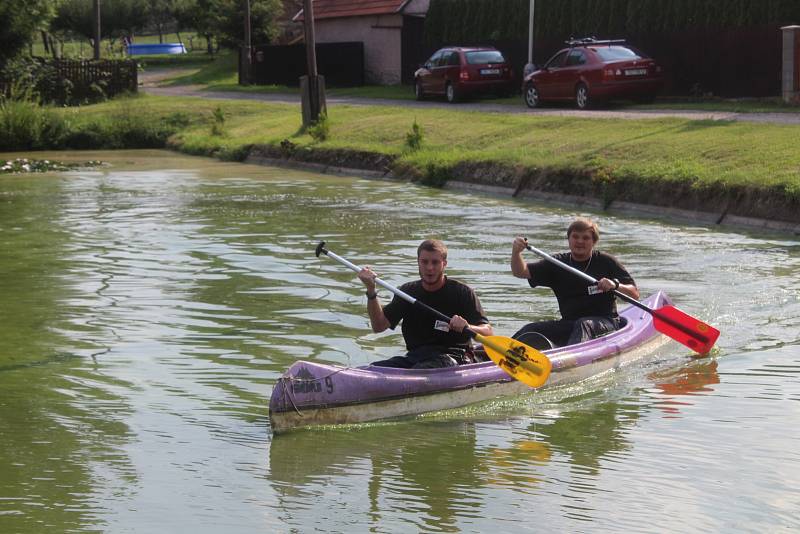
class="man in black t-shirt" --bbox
[357,239,493,369]
[510,218,640,348]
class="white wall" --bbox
[316,15,403,85]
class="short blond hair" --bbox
[567,218,600,242]
[417,239,448,259]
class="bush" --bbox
[0,92,68,151]
[306,112,330,142]
[211,106,226,136]
[405,119,424,151]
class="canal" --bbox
[0,150,797,532]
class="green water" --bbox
[0,150,798,532]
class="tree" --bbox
[51,0,150,45]
[0,0,57,66]
[173,0,282,53]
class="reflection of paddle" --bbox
[524,242,720,355]
[316,242,552,388]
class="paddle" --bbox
[315,242,552,388]
[523,241,720,355]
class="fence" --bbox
[51,59,138,103]
[246,42,364,87]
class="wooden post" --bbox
[241,0,252,85]
[782,26,800,104]
[93,0,101,60]
[301,0,326,126]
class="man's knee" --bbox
[412,354,458,369]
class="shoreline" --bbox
[244,151,800,236]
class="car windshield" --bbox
[465,50,505,65]
[592,46,646,61]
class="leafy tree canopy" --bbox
[0,0,57,66]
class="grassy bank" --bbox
[2,93,799,223]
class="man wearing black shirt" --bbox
[357,239,493,368]
[510,218,639,348]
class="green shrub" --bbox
[211,106,226,136]
[306,112,330,142]
[405,119,424,151]
[0,90,68,151]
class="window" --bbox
[427,50,443,68]
[545,51,568,69]
[593,46,645,61]
[565,49,586,66]
[465,50,505,65]
[446,51,461,66]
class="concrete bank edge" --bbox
[244,155,800,236]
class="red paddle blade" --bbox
[652,305,720,355]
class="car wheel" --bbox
[414,79,425,101]
[445,82,458,103]
[575,83,590,110]
[524,83,540,108]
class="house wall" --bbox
[316,15,403,85]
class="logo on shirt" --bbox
[434,319,451,332]
[587,283,602,295]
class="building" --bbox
[294,0,430,85]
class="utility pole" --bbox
[93,0,101,60]
[300,0,326,126]
[241,0,252,84]
[524,0,535,76]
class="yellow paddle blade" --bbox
[477,335,552,389]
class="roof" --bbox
[293,0,411,22]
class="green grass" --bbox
[6,89,799,198]
[30,32,214,60]
[91,94,797,195]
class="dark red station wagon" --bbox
[523,38,663,109]
[414,46,514,103]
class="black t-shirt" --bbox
[383,277,489,351]
[527,251,635,320]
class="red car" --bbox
[414,46,514,103]
[523,38,663,109]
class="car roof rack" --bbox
[565,36,626,47]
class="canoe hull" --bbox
[270,292,674,433]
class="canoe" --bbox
[269,291,674,433]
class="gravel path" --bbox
[139,71,800,124]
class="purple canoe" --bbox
[269,292,673,433]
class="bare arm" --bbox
[597,277,640,300]
[358,267,391,332]
[511,236,530,279]
[449,315,493,337]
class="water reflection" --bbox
[648,360,721,416]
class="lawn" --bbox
[79,94,799,196]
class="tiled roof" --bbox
[293,0,410,21]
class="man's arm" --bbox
[448,315,493,337]
[597,277,640,300]
[511,236,531,278]
[358,267,391,332]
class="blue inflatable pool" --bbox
[127,43,186,55]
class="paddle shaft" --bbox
[524,243,710,344]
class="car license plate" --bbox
[625,68,647,76]
[480,68,500,75]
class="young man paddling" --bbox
[357,239,493,368]
[510,217,639,348]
